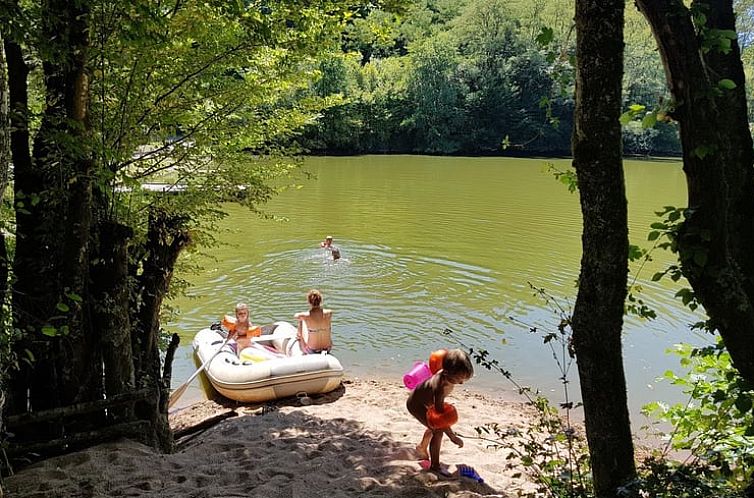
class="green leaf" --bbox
[56,302,70,312]
[718,78,737,90]
[619,111,633,125]
[66,292,83,302]
[41,325,58,337]
[628,244,643,261]
[534,26,554,47]
[641,112,657,129]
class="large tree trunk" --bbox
[0,38,9,339]
[635,1,754,385]
[0,38,9,498]
[4,0,186,458]
[39,0,98,408]
[90,221,135,422]
[8,0,100,421]
[4,34,53,417]
[572,0,637,496]
[131,208,190,451]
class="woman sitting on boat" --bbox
[294,289,333,354]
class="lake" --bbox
[168,155,708,425]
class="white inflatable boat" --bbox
[192,322,344,403]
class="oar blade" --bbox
[168,382,189,409]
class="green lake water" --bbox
[168,155,707,423]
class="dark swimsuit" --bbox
[301,327,331,354]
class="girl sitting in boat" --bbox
[222,302,262,351]
[294,289,333,354]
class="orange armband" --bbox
[222,315,236,332]
[429,349,447,374]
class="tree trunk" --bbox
[39,0,98,408]
[635,0,754,385]
[572,0,637,496]
[4,0,188,458]
[91,221,135,421]
[8,0,100,424]
[132,208,190,452]
[0,38,10,347]
[4,35,56,418]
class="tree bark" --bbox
[0,38,9,350]
[91,221,135,421]
[635,0,754,385]
[132,208,190,452]
[39,0,98,408]
[4,35,57,418]
[572,0,637,496]
[8,0,100,431]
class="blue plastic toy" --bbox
[457,464,484,483]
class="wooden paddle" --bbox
[167,324,276,408]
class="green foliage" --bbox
[405,34,464,153]
[632,457,746,498]
[643,341,754,491]
[300,0,578,155]
[299,0,678,155]
[545,163,577,193]
[81,0,364,258]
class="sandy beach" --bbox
[5,376,540,497]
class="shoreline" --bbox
[8,376,541,497]
[6,375,666,498]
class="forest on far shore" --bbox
[297,0,754,157]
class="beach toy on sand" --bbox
[429,349,447,374]
[427,402,458,429]
[403,361,432,389]
[457,464,484,483]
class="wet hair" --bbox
[442,349,474,378]
[235,302,248,314]
[307,289,323,308]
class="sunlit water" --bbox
[168,155,708,428]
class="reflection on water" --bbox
[168,156,708,422]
